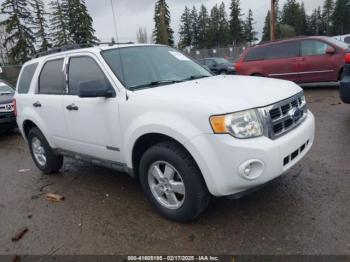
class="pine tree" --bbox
[244,9,257,44]
[197,4,210,49]
[281,0,305,35]
[208,4,220,48]
[153,0,174,46]
[299,2,308,35]
[190,6,199,48]
[136,27,148,43]
[262,11,270,42]
[30,0,50,51]
[332,0,350,35]
[1,0,36,64]
[65,0,98,45]
[49,0,70,47]
[322,0,335,36]
[229,0,244,45]
[178,6,192,49]
[218,2,229,47]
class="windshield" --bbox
[101,46,212,90]
[213,58,230,64]
[327,37,349,49]
[0,82,14,94]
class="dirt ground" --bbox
[0,86,349,255]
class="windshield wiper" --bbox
[181,75,211,82]
[130,80,183,90]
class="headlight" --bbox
[210,109,263,138]
[300,95,306,105]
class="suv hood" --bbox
[0,93,14,104]
[134,75,302,113]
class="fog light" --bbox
[238,160,264,180]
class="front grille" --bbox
[283,140,310,166]
[263,92,307,139]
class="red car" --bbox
[236,36,349,83]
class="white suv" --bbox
[15,44,315,222]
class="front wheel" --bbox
[139,142,210,222]
[28,127,63,174]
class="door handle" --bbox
[33,102,42,108]
[66,104,79,111]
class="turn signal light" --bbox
[345,53,350,64]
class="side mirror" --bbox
[78,80,115,98]
[326,47,335,55]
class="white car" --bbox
[15,44,315,222]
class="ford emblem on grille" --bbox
[289,107,302,122]
[5,104,13,111]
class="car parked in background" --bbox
[333,34,350,45]
[198,57,236,75]
[236,36,348,84]
[0,80,17,132]
[340,51,350,103]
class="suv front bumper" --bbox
[185,111,315,197]
[0,112,17,131]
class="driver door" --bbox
[62,54,123,163]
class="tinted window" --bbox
[206,59,216,67]
[39,59,65,94]
[18,63,38,94]
[301,40,330,56]
[244,47,267,61]
[68,56,110,95]
[266,42,299,59]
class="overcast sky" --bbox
[0,0,324,43]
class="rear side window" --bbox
[266,42,299,60]
[17,63,38,94]
[244,47,266,61]
[68,56,110,95]
[301,40,330,56]
[39,59,65,94]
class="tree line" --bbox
[0,0,97,65]
[262,0,350,42]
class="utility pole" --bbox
[270,0,276,41]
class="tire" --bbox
[28,127,63,174]
[340,69,345,81]
[252,73,263,77]
[220,70,227,75]
[139,141,210,222]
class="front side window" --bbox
[101,46,212,90]
[301,40,330,56]
[68,56,111,95]
[39,59,65,94]
[266,42,299,60]
[17,63,38,94]
[244,47,267,62]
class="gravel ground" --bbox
[0,86,349,255]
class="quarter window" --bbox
[68,56,111,95]
[18,63,38,94]
[266,42,299,60]
[39,59,65,94]
[301,40,330,56]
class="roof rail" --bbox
[34,42,135,58]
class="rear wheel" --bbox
[139,141,210,222]
[28,127,63,174]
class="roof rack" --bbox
[34,42,135,58]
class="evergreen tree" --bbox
[244,9,257,44]
[218,2,229,47]
[49,0,70,47]
[299,2,308,35]
[190,6,199,48]
[262,11,270,42]
[30,0,50,51]
[281,0,305,35]
[153,0,174,46]
[229,0,244,45]
[136,27,148,43]
[197,4,210,49]
[322,0,335,35]
[1,0,36,64]
[178,6,192,48]
[65,0,98,45]
[332,0,350,35]
[208,4,220,48]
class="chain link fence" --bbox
[0,64,22,86]
[183,46,246,62]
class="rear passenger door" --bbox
[264,41,300,82]
[35,58,68,148]
[62,54,123,163]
